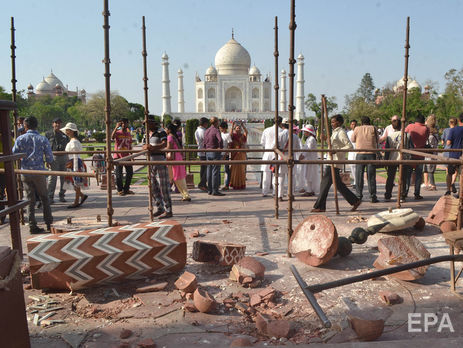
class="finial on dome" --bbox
[232,28,234,39]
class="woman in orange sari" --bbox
[229,121,248,189]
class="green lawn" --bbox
[377,168,449,183]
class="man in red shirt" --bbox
[402,113,429,201]
[112,118,134,196]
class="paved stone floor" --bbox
[1,175,463,347]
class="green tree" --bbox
[355,73,376,103]
[81,91,131,130]
[444,67,463,96]
[305,93,338,136]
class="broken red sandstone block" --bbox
[174,271,197,293]
[373,235,431,281]
[348,315,384,341]
[229,257,265,286]
[137,338,156,348]
[229,337,252,347]
[249,294,262,307]
[255,313,272,334]
[266,320,292,338]
[135,282,168,293]
[426,195,459,226]
[440,221,457,233]
[288,215,338,266]
[120,328,133,339]
[193,288,216,313]
[378,291,403,305]
[192,240,246,266]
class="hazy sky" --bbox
[1,0,462,116]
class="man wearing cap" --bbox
[46,118,69,203]
[143,115,172,218]
[379,115,400,144]
[13,116,54,234]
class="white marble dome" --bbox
[205,65,217,75]
[394,76,421,92]
[249,65,260,75]
[36,79,52,92]
[44,72,65,90]
[214,38,251,76]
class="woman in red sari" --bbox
[229,121,248,189]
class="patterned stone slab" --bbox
[27,220,186,290]
[192,240,246,266]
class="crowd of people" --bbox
[2,111,463,234]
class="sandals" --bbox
[79,195,88,206]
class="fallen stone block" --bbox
[136,282,168,293]
[289,215,338,266]
[174,271,197,293]
[230,257,265,286]
[27,221,186,290]
[373,235,430,281]
[367,208,421,233]
[193,288,216,313]
[426,195,459,226]
[378,291,403,305]
[192,240,246,266]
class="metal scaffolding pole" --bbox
[141,16,154,221]
[397,16,410,209]
[103,0,113,226]
[287,0,296,256]
[273,16,280,219]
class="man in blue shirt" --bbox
[13,116,54,234]
[446,112,463,196]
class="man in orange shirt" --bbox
[351,116,379,203]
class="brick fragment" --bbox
[120,328,133,339]
[137,338,156,348]
[229,257,265,287]
[229,337,252,347]
[193,288,216,313]
[184,301,198,312]
[266,320,292,338]
[349,315,384,341]
[255,313,272,334]
[440,221,457,233]
[174,271,197,293]
[378,291,403,305]
[249,294,262,307]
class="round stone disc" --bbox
[289,215,338,266]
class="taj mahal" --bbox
[162,34,306,121]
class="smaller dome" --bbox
[178,68,183,74]
[297,53,304,60]
[162,52,168,59]
[80,89,86,93]
[249,65,261,75]
[281,69,286,75]
[27,83,33,90]
[55,83,62,88]
[205,65,217,75]
[36,79,53,92]
[408,80,421,91]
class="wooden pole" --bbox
[273,16,280,219]
[103,0,113,226]
[287,0,296,256]
[322,95,339,214]
[397,16,410,209]
[141,16,154,221]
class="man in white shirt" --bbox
[379,115,399,144]
[260,117,288,198]
[195,117,209,191]
[219,121,232,190]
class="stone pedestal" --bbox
[27,221,186,290]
